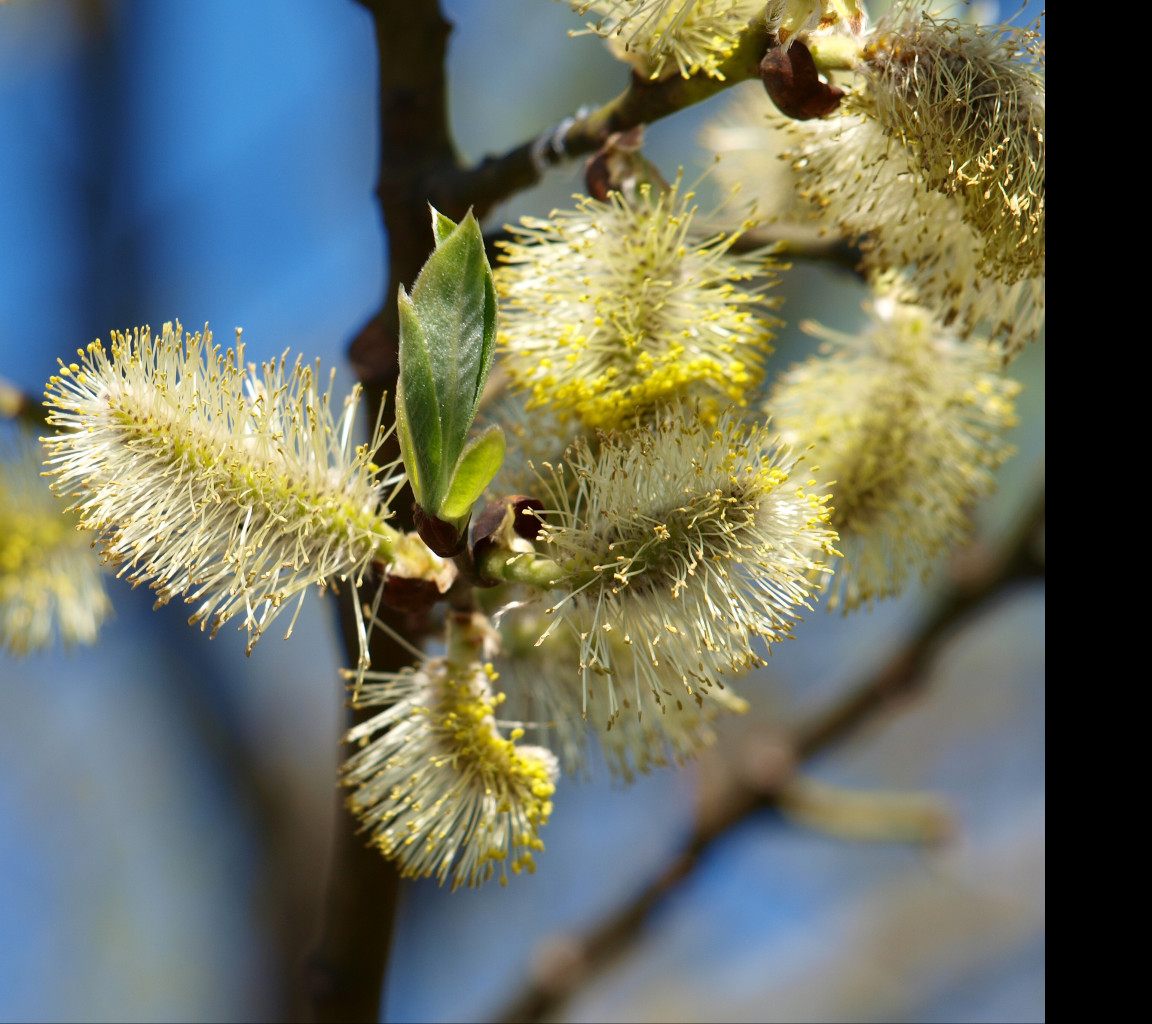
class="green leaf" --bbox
[438,425,506,523]
[392,377,419,498]
[408,208,498,503]
[431,207,457,247]
[393,206,501,532]
[396,285,442,508]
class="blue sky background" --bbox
[1,2,1044,1021]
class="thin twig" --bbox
[434,16,776,223]
[728,226,866,278]
[483,225,866,279]
[495,483,1045,1023]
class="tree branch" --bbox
[307,1,463,1021]
[495,482,1045,1023]
[436,16,776,223]
[347,0,461,392]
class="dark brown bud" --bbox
[585,126,669,203]
[413,503,467,557]
[469,495,546,587]
[760,41,845,121]
[509,495,546,540]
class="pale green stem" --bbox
[443,608,491,670]
[807,34,863,72]
[477,547,571,590]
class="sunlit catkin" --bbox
[784,4,1045,354]
[344,654,558,889]
[862,5,1044,281]
[531,407,838,705]
[496,177,779,434]
[567,0,767,80]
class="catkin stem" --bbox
[476,547,569,591]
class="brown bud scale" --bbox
[413,503,467,557]
[760,41,845,121]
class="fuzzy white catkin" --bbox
[42,321,399,654]
[766,292,1021,610]
[344,654,558,889]
[567,0,767,79]
[532,407,839,705]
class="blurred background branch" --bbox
[0,376,48,428]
